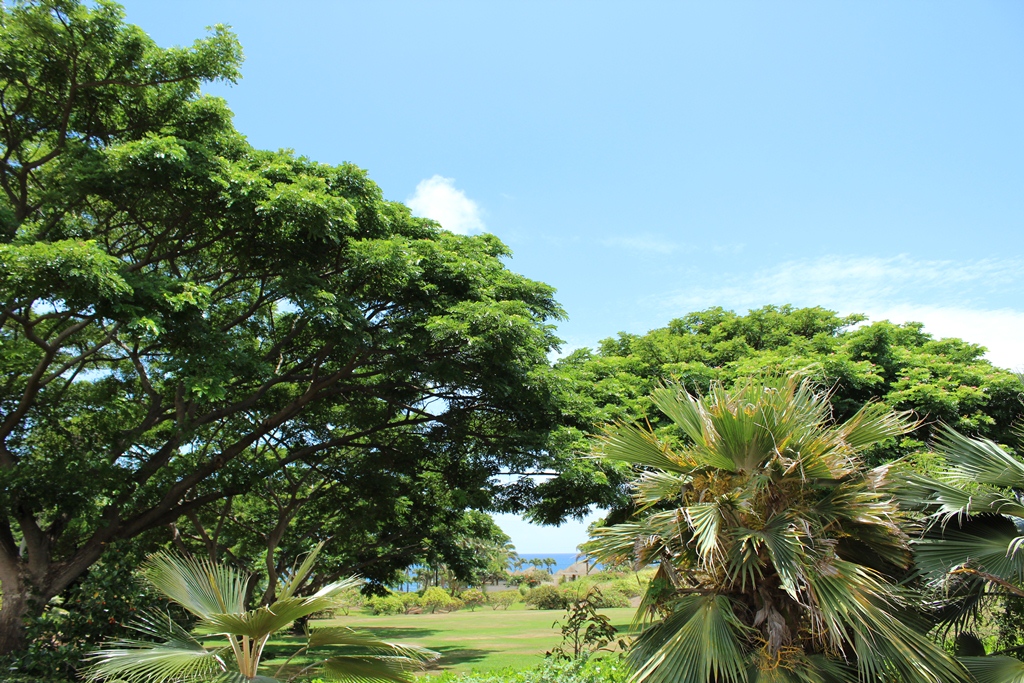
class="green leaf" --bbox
[142,552,249,619]
[628,594,748,683]
[959,656,1024,683]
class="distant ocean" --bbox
[519,552,586,573]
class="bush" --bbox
[490,591,519,610]
[367,594,404,615]
[525,585,568,610]
[335,588,365,616]
[609,578,643,599]
[400,591,421,613]
[588,587,629,609]
[461,588,487,611]
[420,586,454,613]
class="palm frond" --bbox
[627,594,748,683]
[959,655,1024,683]
[634,469,689,509]
[893,471,1024,520]
[584,521,668,569]
[915,515,1024,585]
[650,384,709,446]
[934,425,1024,489]
[317,654,437,683]
[837,401,915,450]
[142,552,249,619]
[277,542,326,600]
[599,422,701,473]
[684,503,725,569]
[804,560,968,682]
[758,514,805,599]
[82,611,228,683]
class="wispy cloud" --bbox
[650,255,1024,370]
[407,175,485,235]
[600,234,683,254]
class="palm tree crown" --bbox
[585,374,967,683]
[83,544,438,683]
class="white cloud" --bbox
[601,234,682,254]
[651,255,1024,370]
[866,305,1024,372]
[406,175,485,235]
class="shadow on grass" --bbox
[429,646,495,669]
[344,626,442,640]
[258,643,494,678]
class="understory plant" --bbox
[83,544,438,682]
[586,374,969,683]
[548,586,624,660]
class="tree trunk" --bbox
[0,577,32,655]
[291,614,310,635]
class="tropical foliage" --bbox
[83,545,438,683]
[897,423,1024,682]
[534,305,1022,525]
[585,374,968,683]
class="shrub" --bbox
[449,596,465,612]
[400,591,421,613]
[461,588,487,611]
[549,587,623,660]
[609,578,643,599]
[525,585,567,610]
[335,588,365,616]
[490,591,519,610]
[367,594,405,615]
[420,587,454,613]
[588,587,629,609]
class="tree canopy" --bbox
[0,0,564,654]
[532,305,1023,525]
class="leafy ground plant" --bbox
[82,545,438,682]
[548,586,624,661]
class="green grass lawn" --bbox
[257,604,637,677]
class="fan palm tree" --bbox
[896,423,1024,683]
[584,374,967,683]
[82,544,438,683]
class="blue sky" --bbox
[120,1,1024,552]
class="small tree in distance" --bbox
[490,591,519,610]
[420,587,454,614]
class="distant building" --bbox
[554,559,591,582]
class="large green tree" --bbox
[0,0,564,654]
[530,305,1023,524]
